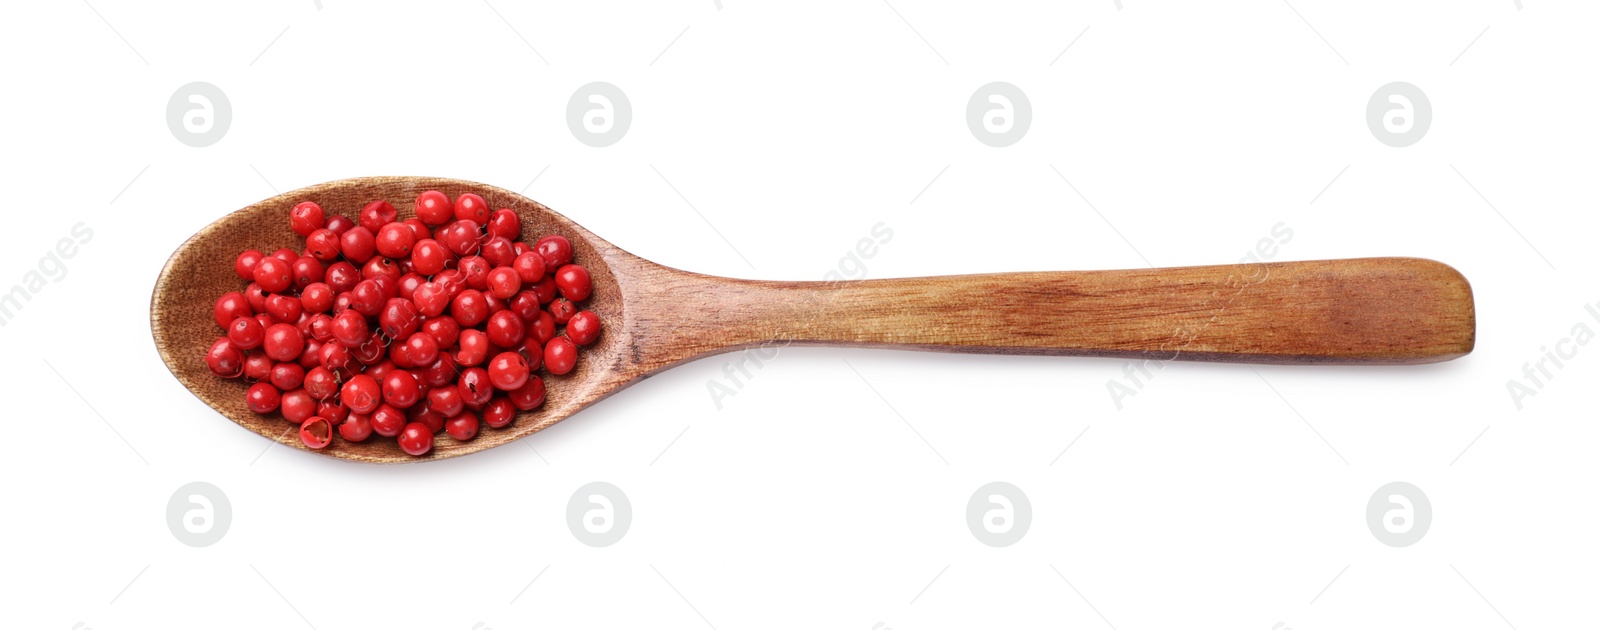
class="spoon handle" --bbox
[644,257,1473,365]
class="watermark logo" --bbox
[966,482,1031,547]
[1366,82,1430,148]
[567,481,631,547]
[1366,481,1430,547]
[166,482,231,547]
[166,82,232,148]
[967,82,1031,147]
[567,82,631,147]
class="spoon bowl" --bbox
[153,176,1476,463]
[154,177,640,462]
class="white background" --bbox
[2,1,1597,629]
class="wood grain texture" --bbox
[151,177,1475,463]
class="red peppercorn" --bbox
[400,218,429,240]
[411,239,450,276]
[418,352,458,388]
[214,291,253,329]
[281,388,317,423]
[359,200,399,234]
[370,404,407,437]
[415,190,454,226]
[458,255,490,291]
[387,338,414,369]
[402,332,439,367]
[363,360,395,384]
[375,222,415,259]
[349,279,384,317]
[457,367,493,407]
[456,329,489,366]
[235,250,265,281]
[324,261,361,294]
[330,309,368,347]
[441,220,482,256]
[382,369,422,409]
[300,416,333,449]
[299,283,333,315]
[488,352,530,391]
[482,396,516,428]
[319,340,352,372]
[451,289,488,327]
[567,310,601,345]
[554,264,592,302]
[265,294,303,324]
[507,375,546,411]
[339,226,377,264]
[445,411,480,441]
[487,208,521,240]
[299,338,324,370]
[426,385,464,418]
[242,350,274,382]
[253,256,293,293]
[513,336,543,371]
[484,310,525,348]
[338,412,373,442]
[396,273,426,301]
[409,404,446,433]
[512,251,546,284]
[246,382,281,413]
[530,276,558,305]
[341,374,382,414]
[351,331,386,364]
[534,235,572,274]
[412,282,450,318]
[359,254,397,282]
[421,316,460,349]
[378,297,422,340]
[305,228,341,261]
[227,316,264,350]
[508,290,541,321]
[262,323,304,362]
[481,237,516,268]
[544,336,577,375]
[304,366,339,400]
[398,422,434,456]
[548,297,576,325]
[269,361,305,391]
[434,269,466,298]
[455,193,490,224]
[317,399,349,423]
[486,266,521,299]
[290,201,326,237]
[288,255,321,291]
[295,312,317,338]
[245,283,270,313]
[325,214,355,235]
[306,313,336,342]
[528,311,556,346]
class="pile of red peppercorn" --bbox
[204,191,601,456]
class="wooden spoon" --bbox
[151,176,1475,463]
